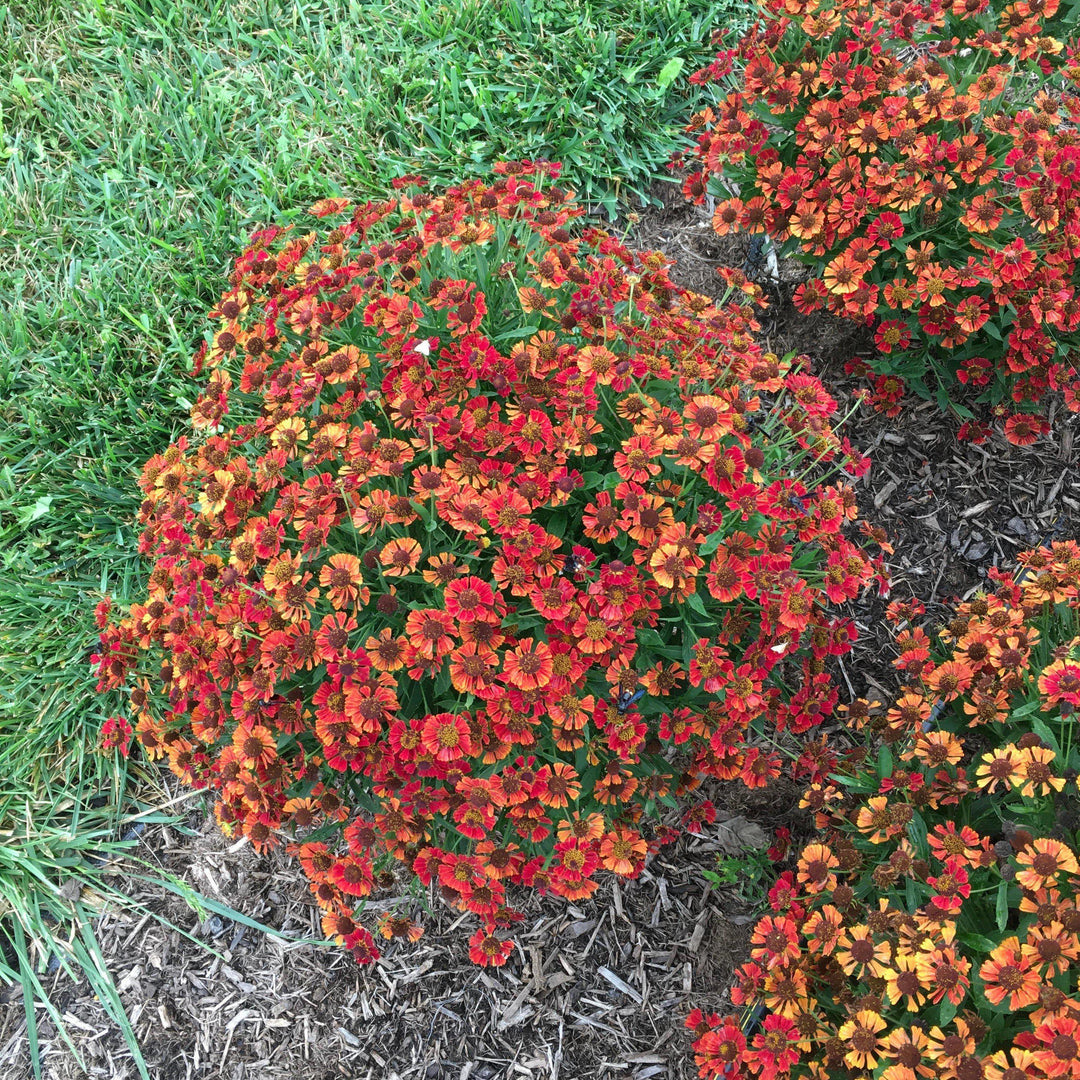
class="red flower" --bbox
[746,1013,801,1080]
[420,712,475,762]
[468,929,514,967]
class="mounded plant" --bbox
[689,540,1080,1080]
[93,162,884,966]
[678,0,1080,438]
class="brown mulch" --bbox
[6,176,1080,1080]
[2,786,767,1080]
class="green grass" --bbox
[0,0,742,1072]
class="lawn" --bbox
[0,0,737,1072]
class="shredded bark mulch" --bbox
[3,791,766,1080]
[5,177,1079,1080]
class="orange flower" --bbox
[917,945,971,1006]
[854,796,898,844]
[838,1011,886,1070]
[379,536,422,576]
[1004,413,1048,447]
[822,255,864,295]
[886,692,931,733]
[1015,838,1080,891]
[1023,923,1080,979]
[376,913,425,942]
[598,827,648,876]
[835,926,891,978]
[882,1025,933,1080]
[911,730,964,769]
[750,916,801,970]
[448,641,499,696]
[1029,1015,1080,1078]
[232,723,277,770]
[884,951,929,1011]
[404,608,457,660]
[328,854,373,898]
[502,638,554,691]
[319,553,365,609]
[802,905,843,956]
[980,937,1040,1009]
[365,627,409,672]
[443,575,497,621]
[975,744,1024,792]
[649,541,704,592]
[613,433,662,482]
[1040,659,1080,707]
[984,1048,1041,1080]
[468,929,513,967]
[475,840,524,881]
[1013,745,1066,797]
[924,659,973,701]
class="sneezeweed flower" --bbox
[979,937,1041,1010]
[750,915,801,970]
[1014,838,1080,891]
[696,544,1080,1080]
[1022,923,1080,979]
[379,536,422,577]
[927,857,971,913]
[597,827,648,877]
[1012,745,1067,797]
[746,1014,801,1080]
[376,912,425,942]
[975,744,1025,793]
[1025,1015,1080,1078]
[835,926,891,979]
[802,905,843,956]
[467,928,513,967]
[690,1015,747,1079]
[1039,659,1080,707]
[882,1025,934,1080]
[838,1010,887,1070]
[99,715,133,756]
[883,951,930,1012]
[796,843,839,893]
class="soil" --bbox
[5,177,1079,1080]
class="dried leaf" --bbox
[714,815,770,854]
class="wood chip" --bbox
[597,967,642,1004]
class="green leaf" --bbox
[18,495,54,527]
[686,590,708,617]
[958,932,1000,954]
[656,57,684,90]
[1029,715,1061,756]
[697,530,724,557]
[995,879,1009,932]
[938,995,958,1028]
[907,809,928,855]
[877,745,893,780]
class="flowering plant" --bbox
[678,0,1080,435]
[92,162,883,966]
[689,540,1080,1080]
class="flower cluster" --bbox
[92,163,884,966]
[678,0,1080,434]
[690,540,1080,1080]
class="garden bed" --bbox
[10,179,1080,1080]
